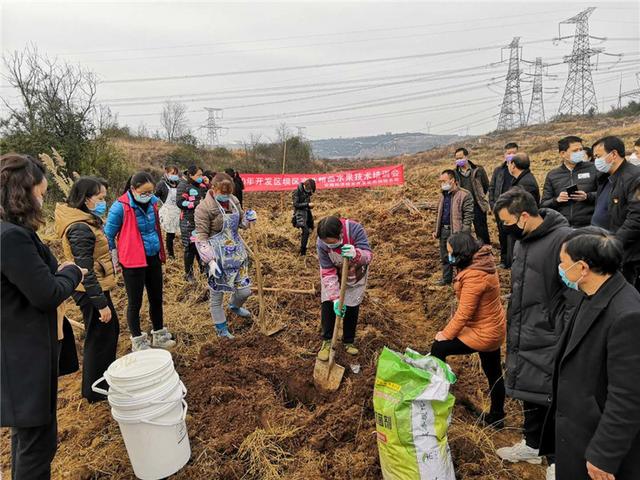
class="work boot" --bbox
[229,303,251,318]
[317,340,331,361]
[496,440,542,464]
[151,328,176,350]
[215,322,235,339]
[131,333,151,352]
[344,343,359,355]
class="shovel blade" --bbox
[261,322,286,336]
[313,358,345,392]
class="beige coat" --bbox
[194,191,244,241]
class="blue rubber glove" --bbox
[341,244,356,259]
[245,209,257,222]
[333,299,347,317]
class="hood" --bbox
[521,208,569,243]
[467,245,496,274]
[54,202,99,238]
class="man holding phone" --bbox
[540,136,599,227]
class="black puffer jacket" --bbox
[155,178,179,203]
[292,183,314,229]
[512,169,541,205]
[505,208,573,405]
[66,223,109,309]
[489,161,511,209]
[177,178,207,226]
[596,160,640,264]
[540,161,598,227]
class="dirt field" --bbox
[2,115,638,479]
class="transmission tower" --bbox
[204,107,223,147]
[557,7,603,115]
[527,57,546,125]
[497,37,526,131]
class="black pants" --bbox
[300,227,311,255]
[430,338,505,415]
[494,214,512,267]
[166,232,176,258]
[523,401,555,463]
[438,225,453,283]
[11,417,57,480]
[183,243,202,277]
[321,301,359,344]
[623,261,640,292]
[121,255,163,337]
[73,291,119,403]
[473,204,491,245]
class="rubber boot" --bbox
[215,322,235,339]
[229,304,251,318]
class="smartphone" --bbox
[566,184,579,196]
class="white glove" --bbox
[111,249,121,273]
[208,260,222,279]
[245,209,257,222]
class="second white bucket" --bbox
[93,349,191,480]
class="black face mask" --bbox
[502,216,526,239]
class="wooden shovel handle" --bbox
[327,256,350,371]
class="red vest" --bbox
[117,192,166,268]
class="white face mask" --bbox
[629,153,640,166]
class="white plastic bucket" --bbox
[92,350,191,480]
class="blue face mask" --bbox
[168,174,180,182]
[448,253,457,264]
[89,200,107,216]
[558,262,581,291]
[215,194,230,202]
[195,176,204,184]
[570,151,585,164]
[134,193,153,204]
[594,153,612,173]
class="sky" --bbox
[1,0,638,145]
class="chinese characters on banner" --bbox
[242,164,404,192]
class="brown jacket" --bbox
[435,187,474,238]
[194,191,244,241]
[54,203,116,294]
[455,161,491,213]
[441,245,506,351]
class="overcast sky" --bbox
[1,0,638,144]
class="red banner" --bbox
[242,164,404,192]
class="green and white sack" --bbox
[373,347,457,480]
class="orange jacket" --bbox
[441,246,506,352]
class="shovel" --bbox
[243,228,285,336]
[313,256,349,392]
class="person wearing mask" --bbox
[489,142,518,267]
[628,138,640,166]
[583,146,594,163]
[316,216,372,360]
[494,187,572,480]
[54,177,118,404]
[1,154,85,479]
[508,153,540,205]
[195,173,257,338]
[540,228,640,480]
[105,172,176,352]
[177,165,208,282]
[430,232,506,429]
[591,136,640,291]
[292,178,316,256]
[540,136,598,227]
[454,147,491,245]
[155,165,181,259]
[432,170,474,286]
[225,168,245,208]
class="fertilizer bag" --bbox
[373,347,457,480]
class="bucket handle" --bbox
[139,399,188,426]
[91,376,135,398]
[139,381,188,406]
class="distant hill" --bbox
[310,132,465,159]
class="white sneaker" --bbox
[496,439,542,464]
[546,464,555,480]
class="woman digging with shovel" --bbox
[195,172,257,339]
[316,216,372,360]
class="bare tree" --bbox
[160,101,188,142]
[136,122,149,138]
